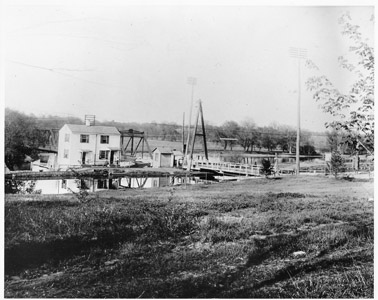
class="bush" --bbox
[5,180,41,194]
[330,151,346,178]
[261,159,272,176]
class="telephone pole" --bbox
[289,47,307,175]
[185,77,196,167]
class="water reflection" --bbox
[31,176,192,195]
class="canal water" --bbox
[15,176,194,195]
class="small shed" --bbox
[152,148,173,168]
[152,148,184,168]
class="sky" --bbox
[2,1,375,132]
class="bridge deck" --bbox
[5,167,204,181]
[189,161,262,176]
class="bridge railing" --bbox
[194,161,261,176]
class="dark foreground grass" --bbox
[4,176,374,298]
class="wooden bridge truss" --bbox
[119,129,153,159]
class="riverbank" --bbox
[5,175,374,298]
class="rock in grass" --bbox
[11,276,21,281]
[292,251,306,258]
[104,259,120,266]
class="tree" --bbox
[326,129,353,154]
[270,123,296,153]
[282,127,296,154]
[306,12,374,152]
[219,121,240,150]
[261,126,278,152]
[5,108,48,170]
[239,118,257,152]
[330,151,346,178]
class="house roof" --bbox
[172,150,183,156]
[65,124,120,135]
[152,148,183,156]
[152,147,174,154]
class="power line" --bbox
[8,60,127,89]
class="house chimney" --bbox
[84,115,95,126]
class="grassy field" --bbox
[4,175,374,298]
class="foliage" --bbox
[4,109,49,170]
[306,12,374,151]
[261,158,272,176]
[66,178,95,203]
[261,129,276,152]
[238,118,259,152]
[5,180,41,194]
[326,129,355,154]
[330,151,346,178]
[217,121,240,150]
[278,125,297,153]
[301,144,317,155]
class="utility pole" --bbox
[185,77,196,168]
[189,100,208,171]
[182,112,185,153]
[289,47,307,175]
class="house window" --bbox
[154,153,159,161]
[65,134,70,142]
[62,179,67,189]
[99,150,109,160]
[63,149,69,159]
[80,134,89,143]
[40,155,49,163]
[100,135,109,144]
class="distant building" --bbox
[152,148,183,168]
[57,124,121,169]
[31,153,58,172]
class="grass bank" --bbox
[4,176,374,298]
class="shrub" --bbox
[261,159,272,176]
[5,180,41,194]
[330,151,346,178]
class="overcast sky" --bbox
[3,1,374,131]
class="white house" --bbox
[57,124,121,169]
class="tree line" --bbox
[5,107,328,170]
